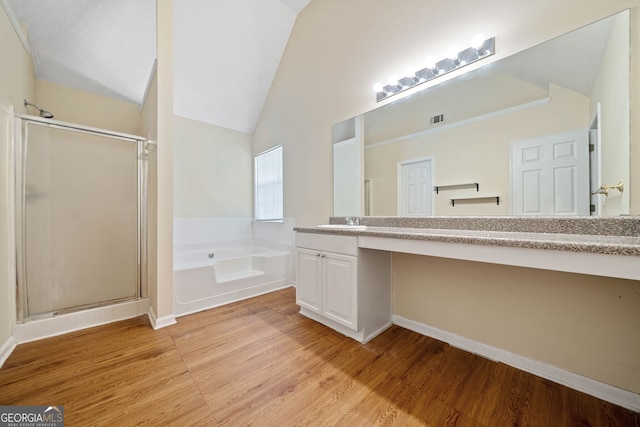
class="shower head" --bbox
[23,99,54,119]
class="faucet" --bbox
[345,217,360,225]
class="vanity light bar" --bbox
[373,36,495,102]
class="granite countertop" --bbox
[294,219,640,257]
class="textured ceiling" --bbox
[174,0,305,133]
[8,0,157,104]
[7,0,311,133]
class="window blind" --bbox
[255,145,283,221]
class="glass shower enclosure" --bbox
[14,116,149,322]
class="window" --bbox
[254,145,283,221]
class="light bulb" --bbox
[447,46,459,60]
[404,67,416,79]
[425,57,436,70]
[373,82,383,93]
[471,34,486,50]
[388,76,398,86]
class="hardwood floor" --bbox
[1,287,638,426]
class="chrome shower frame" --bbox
[13,114,151,322]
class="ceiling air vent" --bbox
[430,114,445,125]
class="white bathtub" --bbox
[173,243,292,316]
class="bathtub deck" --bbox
[216,269,263,283]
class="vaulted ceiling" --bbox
[7,0,311,133]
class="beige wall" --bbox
[393,255,640,393]
[0,4,36,353]
[174,116,253,218]
[35,79,143,135]
[254,0,640,393]
[154,0,174,323]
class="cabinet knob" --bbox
[316,253,321,257]
[321,254,326,258]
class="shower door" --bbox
[15,118,145,321]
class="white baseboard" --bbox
[393,315,640,413]
[147,305,177,330]
[300,307,365,342]
[364,321,394,343]
[13,299,149,344]
[0,336,17,368]
[298,308,392,344]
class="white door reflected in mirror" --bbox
[398,158,433,216]
[510,130,590,215]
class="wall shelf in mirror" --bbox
[450,196,500,206]
[434,183,479,194]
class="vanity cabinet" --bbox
[295,232,391,343]
[297,247,358,329]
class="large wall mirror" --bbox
[333,10,630,217]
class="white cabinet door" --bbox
[296,248,322,314]
[323,252,358,331]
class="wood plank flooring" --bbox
[1,287,638,426]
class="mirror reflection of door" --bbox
[398,158,433,216]
[510,130,590,215]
